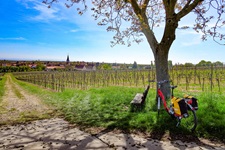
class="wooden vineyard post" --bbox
[103,71,106,87]
[171,66,174,83]
[83,71,86,90]
[185,67,189,91]
[61,73,65,92]
[92,71,96,88]
[216,78,221,92]
[176,66,180,85]
[72,72,75,88]
[37,74,40,86]
[194,66,197,84]
[186,75,189,91]
[210,65,213,92]
[202,77,205,91]
[197,73,201,87]
[51,74,55,90]
[44,74,47,88]
[142,73,145,87]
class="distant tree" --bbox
[18,66,30,72]
[99,63,112,70]
[120,63,128,70]
[36,62,46,71]
[196,60,212,67]
[150,61,154,68]
[168,60,173,68]
[184,62,194,67]
[213,61,223,67]
[44,0,225,98]
[132,61,138,69]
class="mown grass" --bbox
[10,74,225,143]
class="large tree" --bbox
[43,0,225,98]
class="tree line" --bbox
[0,60,224,73]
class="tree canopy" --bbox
[43,0,225,45]
[43,0,225,97]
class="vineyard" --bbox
[13,66,225,93]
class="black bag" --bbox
[189,97,198,110]
[184,95,198,110]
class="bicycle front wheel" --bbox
[181,106,197,132]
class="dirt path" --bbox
[0,74,51,124]
[0,74,225,149]
[1,118,225,150]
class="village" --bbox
[0,55,152,72]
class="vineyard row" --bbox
[13,66,225,92]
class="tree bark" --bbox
[154,44,171,99]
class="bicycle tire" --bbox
[157,96,161,117]
[181,106,197,132]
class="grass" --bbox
[196,92,225,141]
[4,74,225,143]
[0,74,6,113]
[0,74,58,125]
[0,74,6,102]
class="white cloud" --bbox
[181,38,201,46]
[175,29,203,46]
[19,0,98,28]
[17,0,64,22]
[0,37,26,40]
[31,3,60,21]
[70,29,79,32]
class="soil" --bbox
[0,74,225,150]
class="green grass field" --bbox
[1,73,225,143]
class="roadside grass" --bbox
[0,74,6,102]
[11,75,225,143]
[18,110,53,122]
[0,74,6,113]
[0,74,58,125]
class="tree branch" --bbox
[142,0,150,12]
[177,0,203,19]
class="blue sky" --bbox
[0,0,224,65]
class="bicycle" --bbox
[152,80,198,132]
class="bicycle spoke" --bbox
[181,109,197,132]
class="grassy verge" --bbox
[0,74,59,125]
[13,76,225,143]
[0,74,6,103]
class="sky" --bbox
[0,0,224,65]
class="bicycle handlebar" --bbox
[157,80,169,85]
[170,85,177,89]
[148,80,170,85]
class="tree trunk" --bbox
[154,45,171,99]
[136,1,178,100]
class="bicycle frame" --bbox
[157,81,184,118]
[155,80,197,131]
[157,84,169,113]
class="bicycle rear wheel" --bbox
[157,96,161,117]
[181,106,197,132]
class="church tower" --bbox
[66,55,70,65]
